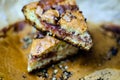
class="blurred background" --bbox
[0,0,120,29]
[0,0,38,29]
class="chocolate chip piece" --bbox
[22,36,32,49]
[96,77,104,80]
[35,32,45,38]
[22,75,26,79]
[42,69,49,78]
[84,18,87,22]
[106,47,118,60]
[110,47,118,56]
[79,11,82,13]
[37,69,49,78]
[72,31,75,34]
[116,37,120,45]
[62,71,72,80]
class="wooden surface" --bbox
[0,22,120,80]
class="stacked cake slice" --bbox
[28,32,78,72]
[22,0,93,72]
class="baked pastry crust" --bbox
[22,0,93,50]
[28,35,78,72]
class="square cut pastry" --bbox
[28,34,78,72]
[22,0,93,50]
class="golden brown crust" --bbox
[22,1,93,50]
[36,0,87,33]
[28,36,78,72]
[59,10,87,34]
[22,1,87,33]
[30,36,60,56]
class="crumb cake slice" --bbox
[28,35,78,72]
[22,0,93,50]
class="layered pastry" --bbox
[28,32,78,72]
[22,0,93,50]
